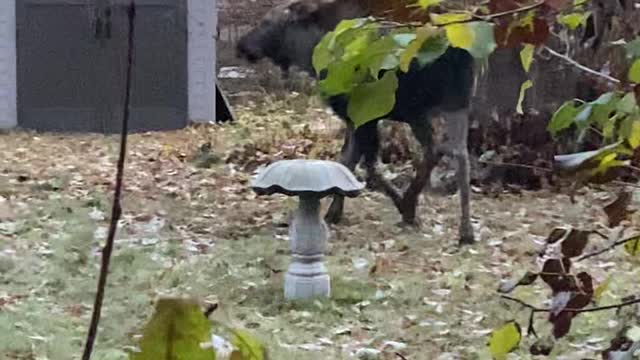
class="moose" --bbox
[237,0,476,245]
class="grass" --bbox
[0,96,639,359]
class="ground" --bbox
[0,96,638,360]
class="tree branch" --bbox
[542,45,621,85]
[576,233,640,262]
[501,294,640,314]
[81,2,136,360]
[478,1,546,21]
[377,1,547,28]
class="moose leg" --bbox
[444,109,475,245]
[357,121,403,208]
[325,123,361,224]
[398,119,442,225]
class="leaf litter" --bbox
[0,96,639,359]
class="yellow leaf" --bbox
[131,298,215,360]
[445,23,474,50]
[593,276,611,303]
[417,0,442,9]
[488,321,521,360]
[629,120,640,149]
[520,44,535,73]
[624,235,640,256]
[629,59,640,83]
[516,80,533,114]
[430,12,472,25]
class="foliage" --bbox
[130,298,216,360]
[494,203,640,358]
[130,297,266,360]
[309,0,640,358]
[488,321,521,360]
[312,0,640,183]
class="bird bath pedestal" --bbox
[285,195,330,299]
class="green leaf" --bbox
[617,92,637,114]
[629,59,640,83]
[392,33,417,47]
[452,21,496,59]
[229,329,265,360]
[548,101,579,135]
[516,80,533,114]
[366,36,400,77]
[415,32,449,66]
[130,298,215,360]
[313,32,335,74]
[334,18,368,38]
[400,25,439,72]
[417,0,442,9]
[592,92,617,105]
[558,12,590,30]
[520,44,535,73]
[624,235,640,256]
[342,30,374,62]
[430,12,472,26]
[488,321,522,360]
[318,61,362,96]
[624,38,640,59]
[348,71,399,128]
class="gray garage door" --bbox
[16,0,188,133]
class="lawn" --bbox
[0,96,638,360]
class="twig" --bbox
[542,46,621,85]
[501,295,546,312]
[576,233,640,262]
[377,1,546,28]
[395,352,409,360]
[479,1,546,21]
[81,2,136,360]
[624,164,640,174]
[611,180,640,189]
[527,309,538,338]
[501,294,640,314]
[478,160,553,172]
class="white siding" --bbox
[0,1,17,129]
[188,0,216,123]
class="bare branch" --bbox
[501,294,640,314]
[478,160,553,172]
[576,233,640,262]
[81,2,136,359]
[542,46,622,85]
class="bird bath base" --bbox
[284,261,330,299]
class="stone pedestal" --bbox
[284,196,330,300]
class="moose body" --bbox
[238,0,476,244]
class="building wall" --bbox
[188,0,217,123]
[0,0,216,129]
[0,1,17,129]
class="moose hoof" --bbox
[398,216,422,230]
[458,226,475,246]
